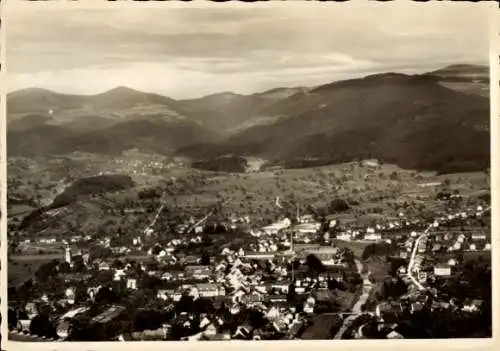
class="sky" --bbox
[6,2,493,99]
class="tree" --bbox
[30,314,57,338]
[328,198,350,213]
[306,254,326,275]
[200,251,211,266]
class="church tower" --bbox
[65,244,72,264]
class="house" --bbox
[431,244,441,252]
[98,262,110,271]
[268,295,287,303]
[17,319,32,333]
[410,302,424,313]
[262,218,291,235]
[270,282,290,294]
[272,319,289,333]
[186,265,212,279]
[295,222,321,234]
[471,233,487,240]
[434,263,451,277]
[91,305,126,324]
[386,330,404,339]
[242,291,264,305]
[196,283,226,297]
[60,307,90,320]
[157,289,176,301]
[203,323,218,337]
[25,302,38,319]
[114,269,126,281]
[418,271,427,283]
[462,299,484,313]
[126,278,137,290]
[243,252,275,260]
[233,323,254,339]
[336,233,352,241]
[56,320,72,339]
[364,233,382,241]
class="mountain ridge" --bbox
[8,64,490,174]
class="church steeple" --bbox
[65,244,72,264]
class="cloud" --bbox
[6,2,491,98]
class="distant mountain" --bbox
[7,86,186,126]
[253,87,311,100]
[176,72,490,174]
[8,66,490,174]
[426,64,489,83]
[7,86,219,156]
[174,87,307,132]
[421,64,489,97]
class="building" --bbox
[56,320,72,339]
[364,233,382,241]
[295,222,321,234]
[243,252,276,260]
[262,218,291,235]
[98,262,110,271]
[17,319,32,333]
[91,305,126,324]
[186,265,213,280]
[195,284,226,298]
[65,245,72,264]
[126,278,137,290]
[434,263,451,277]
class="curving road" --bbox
[406,206,491,291]
[334,205,491,339]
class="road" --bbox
[334,206,491,338]
[333,258,374,339]
[406,206,491,291]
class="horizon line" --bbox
[7,62,489,101]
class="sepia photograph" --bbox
[3,1,495,345]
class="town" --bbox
[7,166,492,341]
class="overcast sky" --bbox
[6,2,493,99]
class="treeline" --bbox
[191,156,248,173]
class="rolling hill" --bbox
[174,87,307,132]
[175,72,490,174]
[8,65,490,174]
[7,87,220,156]
[422,64,489,97]
[8,118,219,157]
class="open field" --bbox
[7,155,490,254]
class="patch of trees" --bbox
[327,198,351,213]
[306,254,326,275]
[192,156,247,173]
[374,276,408,300]
[54,174,135,204]
[29,313,57,339]
[361,243,391,260]
[138,188,162,200]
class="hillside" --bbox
[8,118,219,157]
[422,64,489,97]
[175,72,490,174]
[7,86,178,117]
[7,65,490,173]
[174,87,306,132]
[19,174,136,231]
